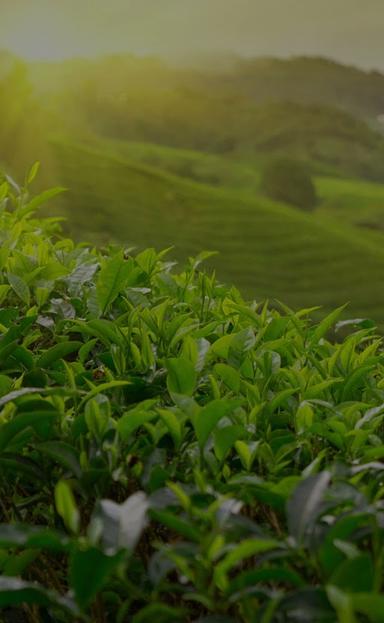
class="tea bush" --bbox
[0,168,384,622]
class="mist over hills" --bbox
[32,54,384,113]
[2,0,384,71]
[20,53,384,184]
[27,53,384,121]
[2,49,384,187]
[193,56,384,122]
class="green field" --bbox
[90,137,384,230]
[49,138,384,326]
[317,176,384,230]
[90,137,263,192]
[84,135,384,244]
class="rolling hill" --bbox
[94,137,384,234]
[30,54,384,124]
[3,51,384,328]
[26,54,384,183]
[49,138,384,326]
[316,176,384,231]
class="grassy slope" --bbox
[317,176,384,229]
[51,138,384,324]
[76,95,384,182]
[95,137,263,191]
[100,137,384,235]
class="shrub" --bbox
[0,169,382,622]
[261,157,317,210]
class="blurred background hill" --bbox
[2,11,384,323]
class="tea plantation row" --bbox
[0,172,384,622]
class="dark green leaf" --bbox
[0,410,58,451]
[166,357,197,396]
[193,399,241,450]
[37,341,83,369]
[97,251,137,313]
[69,547,123,610]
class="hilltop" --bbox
[195,56,384,123]
[29,53,384,122]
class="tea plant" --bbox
[0,168,384,622]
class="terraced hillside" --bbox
[51,139,384,325]
[316,176,384,231]
[96,137,384,234]
[84,137,264,192]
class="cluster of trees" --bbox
[261,158,317,211]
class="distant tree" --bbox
[261,157,317,211]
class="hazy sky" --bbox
[0,0,383,70]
